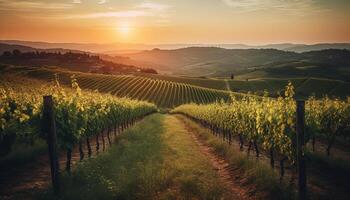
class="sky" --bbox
[0,0,349,44]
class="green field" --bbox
[1,2,350,199]
[137,71,350,98]
[1,64,349,104]
[1,65,234,108]
[136,73,228,90]
[227,77,349,98]
[1,64,349,200]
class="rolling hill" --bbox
[1,42,349,98]
[284,43,350,53]
[0,65,233,108]
[123,48,350,77]
[0,43,84,54]
[2,41,350,79]
[1,64,348,100]
[0,44,159,74]
[1,40,349,53]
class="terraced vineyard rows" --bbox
[137,73,227,90]
[227,77,350,97]
[78,76,231,108]
[7,66,233,108]
[141,73,350,98]
[2,65,349,99]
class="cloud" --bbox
[98,0,108,4]
[72,0,108,4]
[0,0,73,11]
[221,0,324,14]
[65,1,171,19]
[66,10,152,19]
[137,2,171,10]
[0,0,172,24]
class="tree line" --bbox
[0,50,157,74]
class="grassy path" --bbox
[161,114,243,199]
[177,117,251,200]
[0,130,116,200]
[224,79,231,91]
[38,114,241,200]
[175,115,295,200]
[176,114,350,200]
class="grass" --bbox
[176,115,296,200]
[227,77,349,98]
[38,114,232,200]
[1,65,232,108]
[161,115,232,199]
[3,65,349,108]
[234,61,350,83]
[0,139,47,168]
[305,152,350,200]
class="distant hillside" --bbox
[1,40,350,53]
[232,49,350,81]
[0,40,195,53]
[0,43,36,53]
[0,46,157,74]
[124,47,299,74]
[211,43,350,52]
[0,43,84,54]
[124,48,350,78]
[2,41,349,80]
[285,43,350,53]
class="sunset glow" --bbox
[0,0,349,44]
[117,21,131,38]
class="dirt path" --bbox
[177,114,350,200]
[177,116,253,200]
[224,79,231,91]
[307,139,350,160]
[1,114,274,200]
[0,130,119,200]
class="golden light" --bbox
[118,22,131,36]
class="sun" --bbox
[118,22,131,36]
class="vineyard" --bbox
[1,66,235,108]
[172,83,350,174]
[0,76,157,173]
[136,72,228,90]
[1,0,350,198]
[1,65,349,101]
[1,67,350,199]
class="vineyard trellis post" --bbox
[296,100,306,200]
[42,95,60,195]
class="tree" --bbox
[2,51,12,58]
[140,68,158,74]
[12,49,21,56]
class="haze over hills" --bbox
[0,43,84,54]
[1,40,350,53]
[0,43,157,74]
[122,47,350,78]
[1,41,350,81]
[283,43,350,52]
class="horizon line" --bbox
[1,39,350,46]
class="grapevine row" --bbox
[171,83,350,175]
[0,76,157,172]
[11,67,240,107]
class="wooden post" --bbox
[296,100,306,200]
[42,95,60,195]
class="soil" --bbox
[1,114,349,200]
[177,115,350,200]
[0,129,120,200]
[179,118,257,200]
[307,139,350,160]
